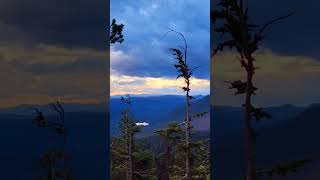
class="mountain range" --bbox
[0,95,319,179]
[110,95,210,135]
[213,103,320,180]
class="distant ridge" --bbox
[214,103,320,179]
[0,103,107,115]
[110,94,205,98]
[0,95,208,115]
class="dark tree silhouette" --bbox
[121,95,136,180]
[164,29,208,179]
[110,19,124,44]
[33,101,71,180]
[212,0,294,180]
[256,159,311,178]
[169,30,193,180]
[111,95,155,180]
[37,150,66,180]
[155,122,182,180]
[109,17,124,179]
[162,29,210,179]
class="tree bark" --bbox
[126,111,133,180]
[50,153,56,180]
[63,127,70,180]
[185,80,192,180]
[128,131,133,180]
[245,60,256,180]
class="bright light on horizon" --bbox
[111,74,210,96]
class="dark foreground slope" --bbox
[0,97,312,179]
[213,104,320,180]
[0,112,107,180]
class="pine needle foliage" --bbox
[110,19,124,44]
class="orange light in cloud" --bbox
[111,74,209,96]
[0,94,101,108]
[110,46,209,96]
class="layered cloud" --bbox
[211,0,320,106]
[110,45,210,96]
[0,44,107,108]
[0,0,106,50]
[213,0,320,60]
[111,0,210,79]
[0,0,109,108]
[111,73,210,96]
[0,0,210,108]
[248,0,320,59]
[110,0,210,97]
[5,0,319,107]
[212,49,320,106]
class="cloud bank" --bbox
[212,49,320,106]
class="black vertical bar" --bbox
[106,0,110,179]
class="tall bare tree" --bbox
[111,95,144,180]
[109,18,124,180]
[212,1,293,180]
[121,95,134,180]
[168,30,195,180]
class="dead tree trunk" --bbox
[167,30,193,180]
[185,78,192,180]
[156,147,171,180]
[125,110,133,180]
[50,153,56,180]
[244,58,256,180]
[213,1,294,179]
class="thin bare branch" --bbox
[259,12,295,35]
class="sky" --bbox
[110,0,210,96]
[0,0,210,108]
[211,0,320,106]
[1,0,319,108]
[0,0,107,108]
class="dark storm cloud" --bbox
[248,0,320,58]
[0,0,108,107]
[211,51,320,106]
[16,58,106,75]
[111,0,210,79]
[0,0,107,49]
[211,1,320,106]
[213,0,320,59]
[0,56,107,107]
[0,43,107,107]
[0,44,106,74]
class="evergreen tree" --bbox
[212,0,307,179]
[169,30,193,179]
[36,150,66,180]
[166,30,210,180]
[110,19,124,44]
[111,95,156,180]
[33,101,71,180]
[155,123,182,180]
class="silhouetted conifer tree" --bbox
[33,101,71,180]
[169,30,193,179]
[165,30,210,180]
[212,0,308,179]
[110,19,124,44]
[111,95,156,180]
[155,123,182,180]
